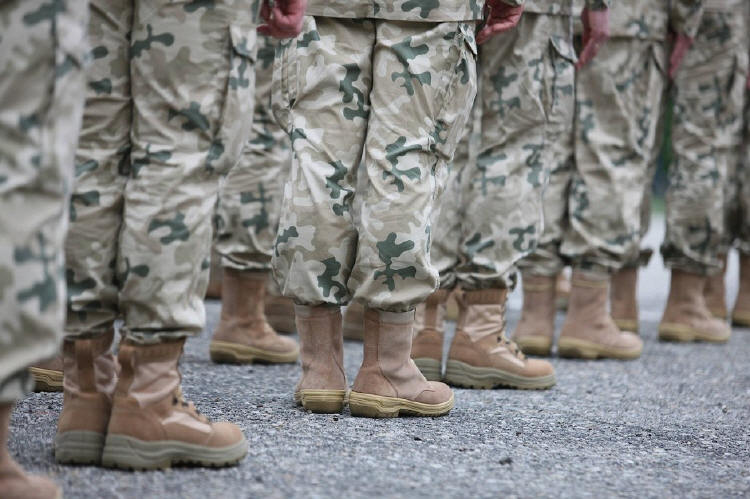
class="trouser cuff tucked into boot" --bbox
[350,309,454,418]
[55,330,117,465]
[411,289,451,381]
[294,305,347,414]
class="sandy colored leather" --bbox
[661,270,731,341]
[1,404,61,499]
[512,275,557,345]
[107,340,243,448]
[294,305,347,393]
[731,254,750,326]
[205,250,223,299]
[610,266,639,331]
[352,309,452,405]
[212,269,298,355]
[555,272,571,309]
[57,331,117,436]
[559,273,643,354]
[265,295,296,333]
[449,289,554,379]
[343,301,365,340]
[411,289,450,362]
[704,254,728,319]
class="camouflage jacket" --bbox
[571,0,704,40]
[305,0,501,21]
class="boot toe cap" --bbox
[208,422,247,448]
[415,381,454,405]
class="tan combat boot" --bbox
[511,274,557,356]
[411,289,450,381]
[444,290,460,321]
[342,301,364,341]
[1,404,61,499]
[704,253,728,319]
[265,295,296,334]
[558,272,643,359]
[55,331,118,465]
[659,269,731,342]
[610,266,639,333]
[29,355,63,392]
[210,269,298,364]
[349,309,454,418]
[555,271,571,310]
[733,253,750,327]
[444,289,555,390]
[205,250,223,300]
[102,339,247,470]
[294,305,347,413]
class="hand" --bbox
[476,0,524,45]
[258,0,307,39]
[668,33,693,79]
[576,7,610,69]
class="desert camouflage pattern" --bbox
[65,0,258,344]
[527,0,608,15]
[520,35,668,277]
[571,0,703,39]
[432,13,576,291]
[271,17,477,312]
[215,34,290,272]
[306,0,494,22]
[661,8,749,275]
[0,0,87,402]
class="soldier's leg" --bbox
[346,20,477,417]
[513,20,576,355]
[557,37,663,359]
[659,11,747,343]
[0,0,87,494]
[271,17,372,414]
[733,100,750,327]
[100,1,256,470]
[210,33,298,364]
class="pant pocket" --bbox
[271,17,308,134]
[214,24,257,176]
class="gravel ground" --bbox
[9,216,750,498]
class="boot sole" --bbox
[348,391,454,418]
[55,431,105,465]
[513,336,552,356]
[209,341,299,364]
[294,389,346,413]
[613,318,639,334]
[413,358,442,381]
[266,313,296,334]
[101,434,247,470]
[29,367,63,392]
[557,337,642,360]
[658,323,730,343]
[443,360,555,390]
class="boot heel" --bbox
[294,390,346,413]
[348,392,400,418]
[514,336,552,356]
[55,431,105,465]
[413,358,442,381]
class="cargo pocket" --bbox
[548,35,577,119]
[431,22,478,164]
[214,24,257,176]
[271,19,306,134]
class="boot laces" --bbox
[172,386,210,423]
[493,302,525,360]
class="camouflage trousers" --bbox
[0,0,87,402]
[214,34,290,272]
[661,10,749,275]
[519,36,667,277]
[432,13,575,291]
[724,96,750,256]
[271,17,477,312]
[65,0,256,344]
